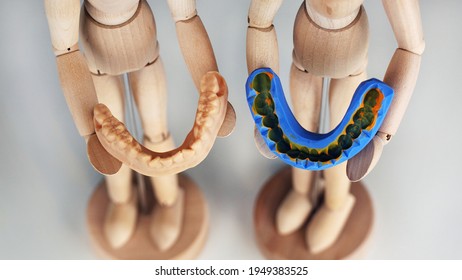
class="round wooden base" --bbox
[254,167,374,259]
[87,174,208,259]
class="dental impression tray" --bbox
[246,67,394,171]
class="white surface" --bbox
[1,0,461,259]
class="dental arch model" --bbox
[94,71,229,177]
[246,68,394,170]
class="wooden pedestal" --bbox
[254,167,374,259]
[87,173,208,259]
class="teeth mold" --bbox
[246,67,394,171]
[93,71,228,177]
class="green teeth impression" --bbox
[252,73,383,163]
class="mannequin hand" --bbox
[218,101,236,137]
[346,132,390,181]
[253,126,277,159]
[86,134,122,175]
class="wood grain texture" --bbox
[305,0,360,30]
[87,174,208,259]
[56,50,98,137]
[90,72,125,121]
[346,134,384,182]
[89,71,138,194]
[80,0,158,75]
[128,58,169,144]
[90,72,135,205]
[307,0,363,19]
[347,50,422,180]
[254,167,373,259]
[44,0,80,54]
[87,133,122,175]
[379,48,421,135]
[248,0,283,28]
[246,0,280,73]
[247,1,282,146]
[382,0,425,55]
[246,26,279,74]
[346,1,424,180]
[85,0,139,25]
[175,15,218,91]
[293,3,368,79]
[289,64,322,136]
[170,1,235,135]
[167,0,197,22]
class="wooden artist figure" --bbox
[44,0,235,258]
[247,0,424,257]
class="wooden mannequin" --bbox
[44,0,235,258]
[248,0,424,258]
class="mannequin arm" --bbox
[44,0,121,174]
[347,0,424,181]
[246,0,282,73]
[247,0,283,158]
[168,0,235,137]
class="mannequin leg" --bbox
[275,63,322,235]
[306,71,367,254]
[91,73,137,249]
[128,56,183,251]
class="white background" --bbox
[1,0,461,259]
